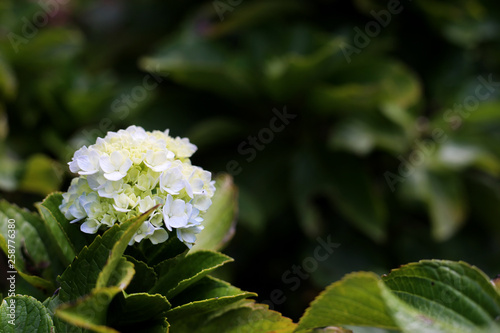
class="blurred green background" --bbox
[1,0,500,321]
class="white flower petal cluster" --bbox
[60,126,214,248]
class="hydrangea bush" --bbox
[59,126,215,248]
[1,127,500,332]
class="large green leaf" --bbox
[167,276,256,321]
[36,192,89,267]
[150,250,233,299]
[58,207,155,302]
[0,200,54,291]
[190,174,237,253]
[187,300,297,333]
[107,292,171,327]
[44,295,82,333]
[131,234,188,267]
[297,260,500,332]
[54,208,156,331]
[55,258,135,333]
[382,260,500,332]
[0,295,54,333]
[297,272,397,331]
[123,255,158,293]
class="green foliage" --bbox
[2,0,500,331]
[0,175,277,332]
[36,193,89,266]
[0,200,55,292]
[297,260,500,332]
[0,295,54,332]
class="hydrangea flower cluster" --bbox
[59,126,215,248]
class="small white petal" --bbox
[104,171,126,181]
[149,228,169,244]
[169,216,188,228]
[81,219,100,234]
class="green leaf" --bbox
[150,250,233,299]
[0,295,55,333]
[167,276,256,321]
[56,288,122,333]
[132,234,188,266]
[44,295,83,333]
[297,272,397,331]
[0,200,54,291]
[382,260,500,332]
[107,292,171,327]
[298,260,500,332]
[36,192,89,267]
[58,207,155,302]
[190,174,237,253]
[187,300,297,333]
[123,256,158,293]
[55,258,135,333]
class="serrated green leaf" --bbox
[190,174,237,253]
[96,206,158,290]
[150,250,233,299]
[55,258,135,333]
[131,234,188,267]
[167,275,256,321]
[44,295,82,333]
[297,272,397,331]
[123,255,158,293]
[298,260,500,333]
[58,208,154,302]
[36,192,89,267]
[189,299,297,333]
[0,200,54,291]
[108,292,171,327]
[0,295,55,333]
[382,260,500,333]
[56,288,121,333]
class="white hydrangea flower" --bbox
[60,125,215,248]
[99,150,133,181]
[176,225,204,249]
